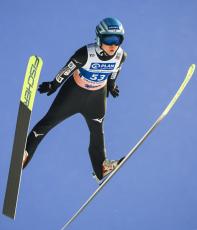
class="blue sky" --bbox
[0,0,197,229]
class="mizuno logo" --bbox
[33,131,44,138]
[92,117,104,123]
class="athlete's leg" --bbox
[82,87,107,180]
[84,117,106,180]
[23,78,81,168]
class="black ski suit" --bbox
[24,44,127,180]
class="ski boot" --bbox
[93,157,124,184]
[22,150,29,169]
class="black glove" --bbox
[107,83,119,98]
[38,81,59,96]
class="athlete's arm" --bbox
[107,51,127,97]
[38,46,88,96]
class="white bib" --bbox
[74,43,123,90]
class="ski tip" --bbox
[189,64,196,74]
[186,64,196,80]
[32,55,43,64]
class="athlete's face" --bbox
[101,44,119,56]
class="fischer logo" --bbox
[24,56,40,107]
[90,63,115,70]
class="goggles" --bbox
[101,35,123,46]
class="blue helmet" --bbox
[96,17,125,46]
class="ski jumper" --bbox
[24,43,127,180]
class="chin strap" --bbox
[95,45,107,56]
[95,44,119,58]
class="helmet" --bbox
[96,17,125,46]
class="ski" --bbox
[3,55,43,219]
[60,64,196,229]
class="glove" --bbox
[38,81,58,96]
[110,85,119,97]
[107,83,119,98]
